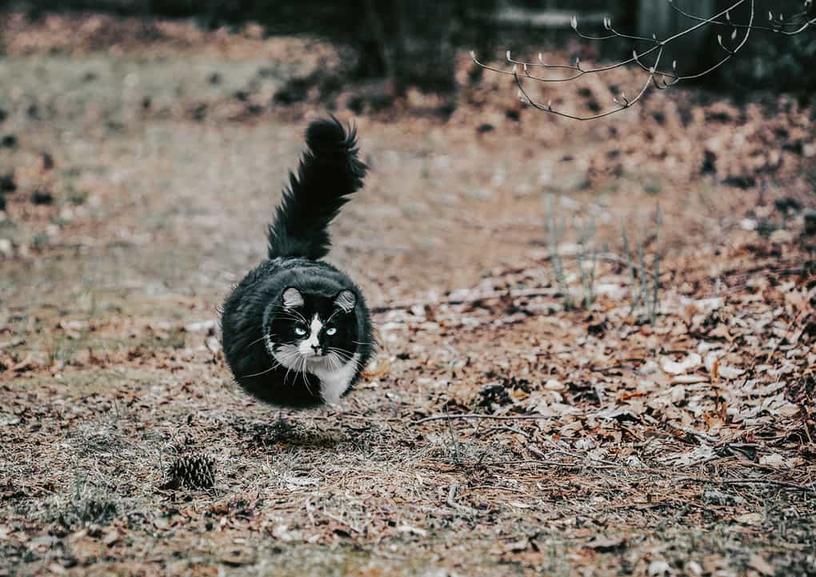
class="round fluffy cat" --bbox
[221,118,374,408]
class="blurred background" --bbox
[3,0,815,98]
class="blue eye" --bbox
[294,327,307,336]
[326,327,337,336]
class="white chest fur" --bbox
[309,353,361,405]
[268,337,362,405]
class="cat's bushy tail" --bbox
[267,117,367,260]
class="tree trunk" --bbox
[637,0,713,75]
[365,0,457,95]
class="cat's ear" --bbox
[334,289,356,313]
[282,287,304,308]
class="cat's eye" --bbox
[294,327,307,336]
[326,327,337,336]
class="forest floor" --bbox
[0,12,815,577]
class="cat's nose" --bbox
[311,343,321,353]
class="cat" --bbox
[221,118,374,408]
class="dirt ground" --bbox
[1,13,815,577]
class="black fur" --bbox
[221,118,374,409]
[267,118,366,260]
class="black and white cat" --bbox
[221,118,374,408]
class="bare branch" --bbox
[669,0,815,35]
[472,0,813,120]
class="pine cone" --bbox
[163,454,216,490]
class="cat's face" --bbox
[265,287,359,371]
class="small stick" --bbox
[414,413,558,425]
[371,287,561,314]
[446,484,478,514]
[674,476,815,492]
[476,425,531,439]
[764,311,803,363]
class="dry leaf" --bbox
[748,555,774,576]
[585,536,626,551]
[648,560,671,576]
[735,512,764,525]
[661,353,702,375]
[219,546,256,566]
[759,453,792,468]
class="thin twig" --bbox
[674,476,815,492]
[447,484,479,514]
[371,287,561,314]
[414,413,558,424]
[472,0,813,120]
[476,457,815,492]
[476,425,531,439]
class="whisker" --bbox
[275,311,304,320]
[271,306,309,324]
[300,357,311,385]
[289,310,309,324]
[327,348,354,361]
[329,354,343,372]
[327,347,351,353]
[236,332,271,356]
[273,315,307,326]
[324,308,344,324]
[280,350,299,385]
[237,361,280,379]
[300,357,316,395]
